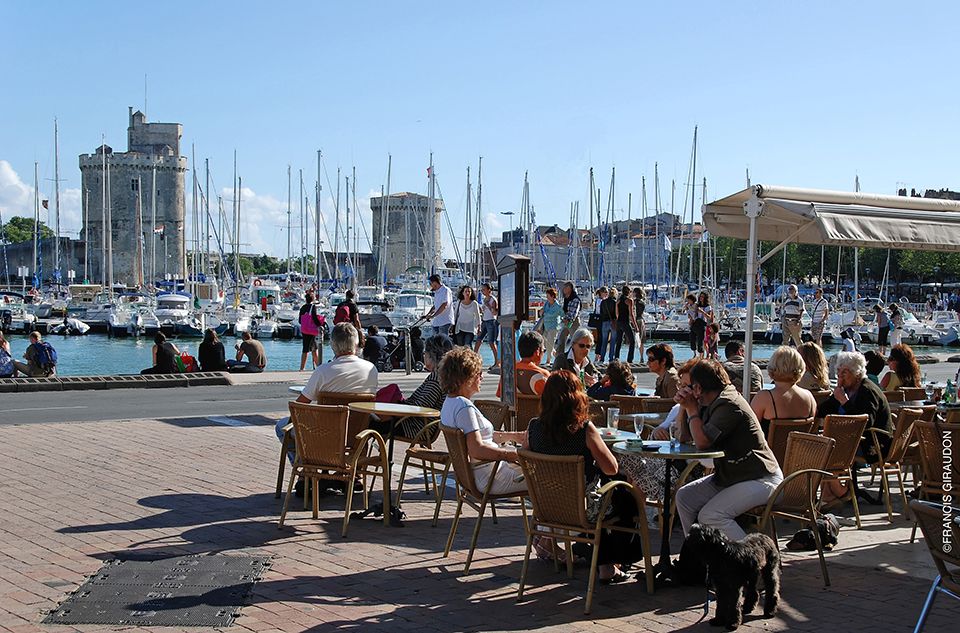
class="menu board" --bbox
[499,326,516,407]
[500,271,515,317]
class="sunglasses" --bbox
[575,343,591,349]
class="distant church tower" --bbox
[79,107,187,285]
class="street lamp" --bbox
[500,211,515,250]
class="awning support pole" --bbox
[742,194,763,399]
[756,219,816,266]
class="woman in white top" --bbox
[453,285,482,347]
[438,347,527,495]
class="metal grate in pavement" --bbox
[43,555,270,626]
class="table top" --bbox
[289,385,305,394]
[598,429,639,444]
[889,400,931,410]
[346,401,440,417]
[611,441,724,460]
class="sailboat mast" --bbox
[136,176,144,287]
[316,150,322,289]
[33,162,39,288]
[465,166,471,282]
[588,167,595,283]
[106,155,113,296]
[627,192,632,282]
[151,166,157,286]
[380,155,392,289]
[235,177,242,284]
[83,187,89,283]
[352,166,358,284]
[286,165,292,275]
[205,158,210,277]
[641,176,647,286]
[653,164,660,293]
[299,169,305,276]
[475,157,482,279]
[101,135,107,288]
[334,168,341,284]
[687,126,698,288]
[54,118,61,279]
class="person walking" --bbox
[298,291,323,371]
[534,287,563,365]
[597,286,617,364]
[553,281,581,357]
[474,282,500,368]
[633,286,647,360]
[453,285,482,347]
[613,284,637,363]
[874,304,890,356]
[809,288,829,347]
[780,284,804,347]
[425,274,454,337]
[889,303,905,348]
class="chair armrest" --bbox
[757,468,833,525]
[351,429,389,467]
[595,480,646,528]
[865,427,893,460]
[282,422,293,434]
[865,428,893,439]
[409,419,440,448]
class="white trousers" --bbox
[676,471,783,541]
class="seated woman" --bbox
[797,342,830,391]
[586,359,637,401]
[751,346,817,436]
[141,332,180,374]
[552,327,598,388]
[198,328,227,372]
[879,343,922,391]
[674,359,782,541]
[438,347,527,495]
[370,334,454,439]
[647,343,680,399]
[528,371,643,583]
[863,350,886,385]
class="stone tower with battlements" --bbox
[79,108,186,285]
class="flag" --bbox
[154,225,165,234]
[663,235,672,252]
[701,230,710,243]
[628,239,636,252]
[41,200,49,210]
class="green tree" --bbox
[0,217,54,244]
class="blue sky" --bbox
[2,1,958,259]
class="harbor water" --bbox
[1,332,935,377]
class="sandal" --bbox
[599,570,631,585]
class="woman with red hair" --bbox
[527,370,644,584]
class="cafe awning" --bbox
[703,185,960,251]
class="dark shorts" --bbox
[301,333,318,353]
[480,319,498,344]
[878,327,889,346]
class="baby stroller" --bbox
[391,317,429,372]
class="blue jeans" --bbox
[432,324,451,337]
[276,417,295,464]
[598,321,615,362]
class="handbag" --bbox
[587,312,602,329]
[585,474,615,523]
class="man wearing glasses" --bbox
[647,343,680,399]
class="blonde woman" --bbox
[797,342,830,391]
[750,346,817,436]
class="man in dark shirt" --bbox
[228,332,267,373]
[722,340,763,394]
[362,325,388,364]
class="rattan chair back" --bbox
[776,431,836,511]
[441,426,481,496]
[316,391,375,440]
[916,421,960,495]
[886,407,923,464]
[514,393,541,432]
[822,414,869,473]
[611,394,645,414]
[811,390,834,406]
[517,450,589,530]
[883,390,905,403]
[587,401,617,428]
[900,387,927,401]
[474,399,511,432]
[917,404,938,423]
[766,418,816,468]
[641,397,677,414]
[288,402,350,471]
[909,500,960,592]
[945,409,960,425]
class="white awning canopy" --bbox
[703,185,960,251]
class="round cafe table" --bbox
[346,401,440,465]
[612,441,724,586]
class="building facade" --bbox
[79,108,186,285]
[369,192,443,281]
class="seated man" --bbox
[13,331,56,377]
[362,325,388,364]
[497,331,550,398]
[722,340,763,394]
[277,323,378,464]
[228,332,267,373]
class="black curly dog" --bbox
[684,524,781,630]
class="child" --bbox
[704,322,720,360]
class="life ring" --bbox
[253,279,263,286]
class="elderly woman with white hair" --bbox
[551,327,598,387]
[818,350,892,458]
[781,284,805,348]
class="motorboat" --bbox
[385,289,433,329]
[154,293,193,335]
[0,291,38,333]
[49,317,91,336]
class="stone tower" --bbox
[79,108,186,285]
[369,192,444,280]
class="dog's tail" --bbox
[762,547,781,617]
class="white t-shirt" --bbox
[481,293,498,321]
[455,300,482,333]
[811,298,829,323]
[303,354,378,401]
[441,396,494,444]
[432,284,454,326]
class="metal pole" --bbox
[742,193,762,399]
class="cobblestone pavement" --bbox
[0,413,956,633]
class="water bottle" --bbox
[946,380,956,405]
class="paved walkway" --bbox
[0,409,956,632]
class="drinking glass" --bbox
[669,424,680,451]
[925,382,935,402]
[606,407,620,431]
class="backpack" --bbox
[0,348,13,377]
[333,302,351,325]
[32,341,57,374]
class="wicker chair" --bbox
[765,418,816,469]
[821,413,870,528]
[275,391,376,499]
[883,390,905,403]
[514,393,541,432]
[749,431,836,587]
[909,500,960,632]
[516,450,654,614]
[811,390,834,407]
[441,427,528,573]
[396,420,450,527]
[588,400,618,429]
[474,399,512,432]
[640,397,677,414]
[610,394,646,414]
[900,405,938,490]
[278,402,390,537]
[911,421,960,543]
[945,409,960,425]
[866,407,922,522]
[900,387,927,401]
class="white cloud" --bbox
[0,159,84,238]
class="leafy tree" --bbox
[0,217,54,244]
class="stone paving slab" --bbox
[0,415,956,633]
